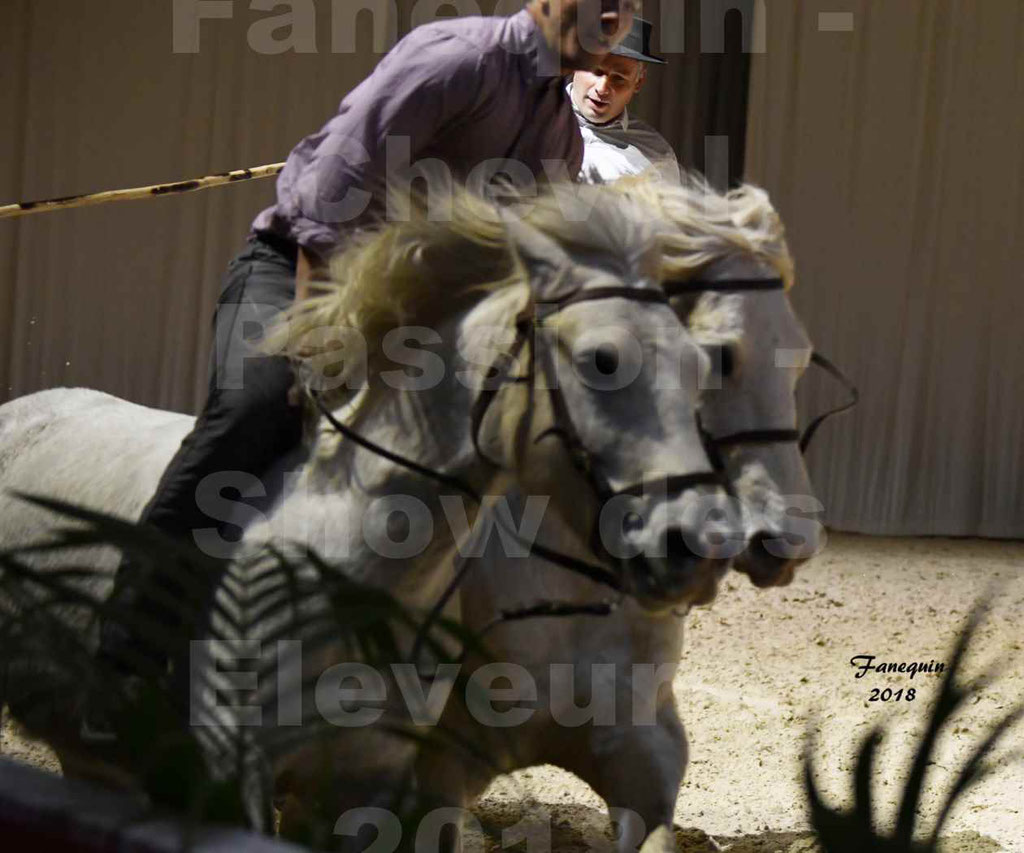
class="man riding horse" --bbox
[90,0,639,738]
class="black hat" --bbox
[610,17,666,65]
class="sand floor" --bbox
[3,532,1022,851]
[474,533,1024,852]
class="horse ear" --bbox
[500,211,574,301]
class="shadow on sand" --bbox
[471,801,1003,853]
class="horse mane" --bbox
[271,189,512,389]
[271,182,660,388]
[609,170,796,288]
[270,173,793,402]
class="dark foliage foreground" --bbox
[0,493,492,846]
[1,495,1020,851]
[804,600,1023,852]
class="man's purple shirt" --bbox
[252,10,584,261]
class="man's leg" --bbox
[97,235,304,683]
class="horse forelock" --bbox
[609,172,796,289]
[688,292,745,347]
[522,185,663,281]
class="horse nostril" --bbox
[750,532,770,552]
[663,526,700,561]
[750,531,795,562]
[750,529,815,561]
[742,532,803,588]
[632,527,727,609]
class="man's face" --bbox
[571,55,645,123]
[536,0,637,73]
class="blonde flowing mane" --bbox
[272,173,793,394]
[607,170,795,288]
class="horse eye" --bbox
[594,343,620,376]
[623,511,644,534]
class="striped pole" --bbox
[0,163,286,220]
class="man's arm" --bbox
[286,31,491,263]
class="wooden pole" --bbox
[0,163,286,220]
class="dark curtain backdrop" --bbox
[633,0,754,188]
[0,0,751,415]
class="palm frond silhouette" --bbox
[0,492,496,846]
[804,599,1023,852]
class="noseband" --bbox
[310,283,726,599]
[663,277,859,457]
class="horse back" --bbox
[0,387,194,548]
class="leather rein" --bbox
[309,276,859,651]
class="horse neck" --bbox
[257,293,523,609]
[459,488,611,626]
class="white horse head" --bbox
[684,257,823,587]
[606,174,825,588]
[274,185,738,613]
[496,197,737,607]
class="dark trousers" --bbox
[142,233,303,541]
[102,233,305,669]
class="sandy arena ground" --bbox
[3,532,1022,851]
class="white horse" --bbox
[413,176,826,853]
[0,184,736,842]
[624,175,824,588]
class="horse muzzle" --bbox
[733,528,821,588]
[625,524,735,611]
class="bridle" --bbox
[311,282,731,664]
[308,275,859,655]
[310,282,726,597]
[663,276,859,459]
[479,285,727,504]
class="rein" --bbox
[311,385,623,665]
[311,275,859,658]
[312,287,687,663]
[308,380,625,596]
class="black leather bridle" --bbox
[312,282,736,663]
[310,283,725,598]
[309,275,859,654]
[486,285,727,505]
[663,276,859,458]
